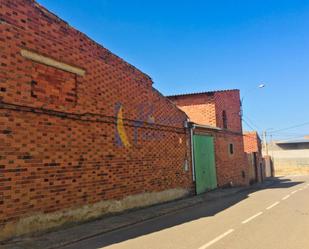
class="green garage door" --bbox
[193,134,217,194]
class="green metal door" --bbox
[193,134,217,194]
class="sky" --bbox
[37,0,309,140]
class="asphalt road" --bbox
[62,175,309,249]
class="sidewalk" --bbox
[1,179,276,249]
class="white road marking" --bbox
[197,229,234,249]
[242,212,263,224]
[291,190,298,194]
[266,201,280,210]
[282,195,290,200]
[298,188,303,191]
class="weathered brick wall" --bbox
[215,133,248,186]
[194,128,248,187]
[0,0,193,239]
[214,90,242,132]
[168,90,242,133]
[169,90,249,187]
[213,90,248,185]
[168,93,217,126]
[246,152,265,183]
[243,132,264,182]
[243,131,262,153]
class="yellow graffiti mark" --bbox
[116,105,131,148]
[147,115,155,124]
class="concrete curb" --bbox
[1,179,277,249]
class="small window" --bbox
[229,143,234,155]
[222,110,228,129]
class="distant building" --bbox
[269,139,309,171]
[168,89,249,192]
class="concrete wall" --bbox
[247,153,256,183]
[0,188,189,240]
[266,143,309,174]
[246,152,265,183]
[264,156,274,177]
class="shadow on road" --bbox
[62,177,304,249]
[265,177,304,189]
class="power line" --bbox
[269,121,309,134]
[242,115,261,130]
[242,117,264,140]
[242,118,257,131]
[271,133,308,137]
[242,116,260,131]
[274,135,307,142]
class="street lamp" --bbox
[242,83,266,102]
[240,83,266,117]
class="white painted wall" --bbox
[264,143,309,168]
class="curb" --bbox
[2,179,277,249]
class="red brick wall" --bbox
[243,132,261,153]
[243,132,265,182]
[214,90,242,133]
[0,0,193,233]
[168,90,242,133]
[194,128,248,187]
[213,90,248,185]
[215,133,248,186]
[169,90,248,186]
[168,93,217,126]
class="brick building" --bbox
[243,131,265,183]
[0,0,194,240]
[168,90,249,189]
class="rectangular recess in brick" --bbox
[31,63,77,105]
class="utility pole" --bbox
[270,134,274,157]
[263,130,268,156]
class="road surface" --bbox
[62,175,309,249]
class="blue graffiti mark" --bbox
[114,101,184,147]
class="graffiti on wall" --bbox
[115,103,131,148]
[115,102,184,148]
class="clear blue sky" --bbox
[37,0,309,140]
